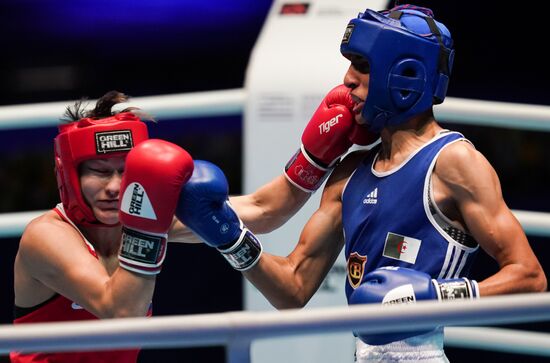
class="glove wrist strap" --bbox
[118,227,167,275]
[431,278,479,300]
[284,145,335,193]
[218,229,262,271]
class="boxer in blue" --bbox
[176,4,546,362]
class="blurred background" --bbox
[0,0,549,362]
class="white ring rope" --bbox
[1,293,550,356]
[445,327,550,357]
[1,90,550,131]
[0,210,44,238]
[1,209,549,239]
[437,97,550,132]
[0,89,246,130]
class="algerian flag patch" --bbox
[383,232,421,264]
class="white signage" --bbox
[243,1,389,362]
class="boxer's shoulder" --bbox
[26,209,76,233]
[20,210,82,252]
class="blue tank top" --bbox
[342,131,479,301]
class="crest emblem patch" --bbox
[347,252,367,288]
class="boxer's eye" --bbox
[352,60,370,74]
[89,168,110,175]
[350,55,370,74]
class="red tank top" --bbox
[10,205,151,363]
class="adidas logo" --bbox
[363,187,378,205]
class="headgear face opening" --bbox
[54,112,149,226]
[340,5,454,132]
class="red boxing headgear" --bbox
[54,112,149,225]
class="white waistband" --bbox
[355,327,448,363]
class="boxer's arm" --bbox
[170,86,376,240]
[168,217,203,243]
[243,152,364,308]
[168,175,310,242]
[243,197,343,309]
[16,217,154,318]
[436,142,547,295]
[229,175,310,234]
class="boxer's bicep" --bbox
[18,220,110,310]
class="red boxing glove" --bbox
[285,85,377,192]
[118,139,194,275]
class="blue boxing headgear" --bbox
[340,5,454,132]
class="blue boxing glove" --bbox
[175,160,263,271]
[349,266,479,345]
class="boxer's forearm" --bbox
[229,175,310,234]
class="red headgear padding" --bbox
[54,112,149,225]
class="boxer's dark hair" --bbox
[86,90,129,119]
[61,90,155,123]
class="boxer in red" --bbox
[11,91,194,363]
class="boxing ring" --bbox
[1,90,550,361]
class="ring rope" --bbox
[1,293,550,356]
[0,89,246,130]
[1,90,550,131]
[445,327,550,357]
[2,209,550,239]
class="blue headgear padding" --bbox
[340,5,454,132]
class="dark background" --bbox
[1,0,549,362]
